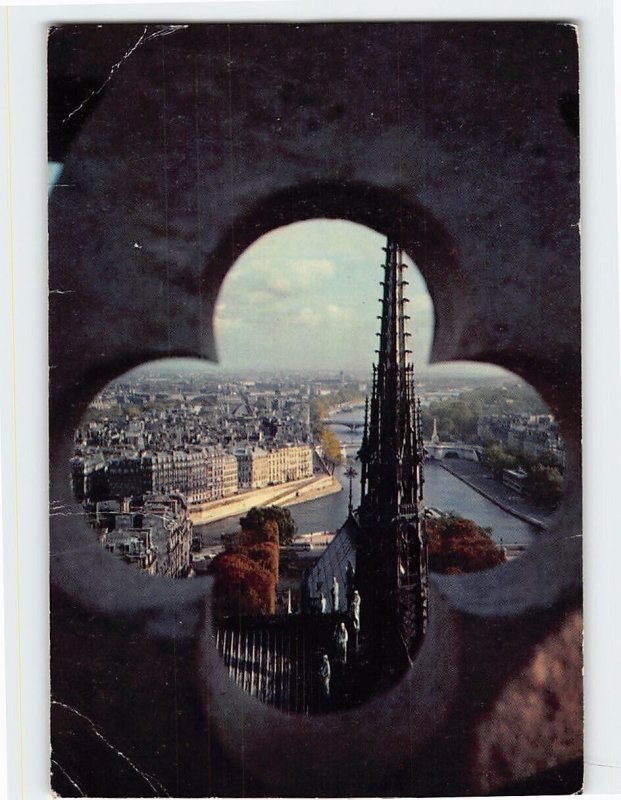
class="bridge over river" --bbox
[198,406,538,548]
[323,418,482,462]
[322,418,365,432]
[423,442,482,462]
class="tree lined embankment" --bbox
[310,387,364,474]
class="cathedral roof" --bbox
[305,513,361,613]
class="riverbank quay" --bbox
[435,459,553,530]
[189,474,342,526]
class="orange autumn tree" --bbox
[211,517,280,617]
[426,515,506,575]
[211,551,276,617]
[246,542,279,582]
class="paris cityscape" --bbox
[70,235,566,712]
[43,22,583,797]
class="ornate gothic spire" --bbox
[357,236,427,665]
[359,236,424,519]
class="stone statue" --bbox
[331,575,340,612]
[319,654,331,698]
[351,590,361,647]
[334,621,348,664]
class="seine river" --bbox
[197,407,538,547]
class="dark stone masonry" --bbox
[49,22,581,796]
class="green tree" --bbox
[309,397,328,438]
[418,381,549,443]
[525,465,564,508]
[483,442,518,478]
[240,505,297,546]
[460,384,548,416]
[426,516,506,574]
[481,441,564,505]
[428,399,478,441]
[419,407,434,439]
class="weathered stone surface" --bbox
[49,22,581,796]
[469,610,583,794]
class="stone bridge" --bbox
[322,418,365,432]
[423,442,483,462]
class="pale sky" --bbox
[213,220,434,374]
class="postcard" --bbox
[46,18,582,798]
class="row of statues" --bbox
[313,560,357,614]
[319,588,361,700]
[302,561,361,700]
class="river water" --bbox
[197,407,538,547]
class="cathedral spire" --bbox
[359,237,424,520]
[357,236,427,664]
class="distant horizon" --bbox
[96,219,530,390]
[86,219,531,389]
[105,357,528,389]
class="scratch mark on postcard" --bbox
[52,700,170,796]
[61,26,189,126]
[51,758,86,797]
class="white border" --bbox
[1,2,619,798]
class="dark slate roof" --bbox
[306,513,360,613]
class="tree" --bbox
[236,518,279,548]
[211,512,283,617]
[246,541,279,583]
[419,407,434,439]
[210,550,276,616]
[309,397,328,438]
[240,505,297,546]
[418,381,549,443]
[483,442,518,478]
[524,465,563,508]
[481,442,564,505]
[426,516,506,574]
[320,428,343,472]
[537,450,563,470]
[428,399,478,441]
